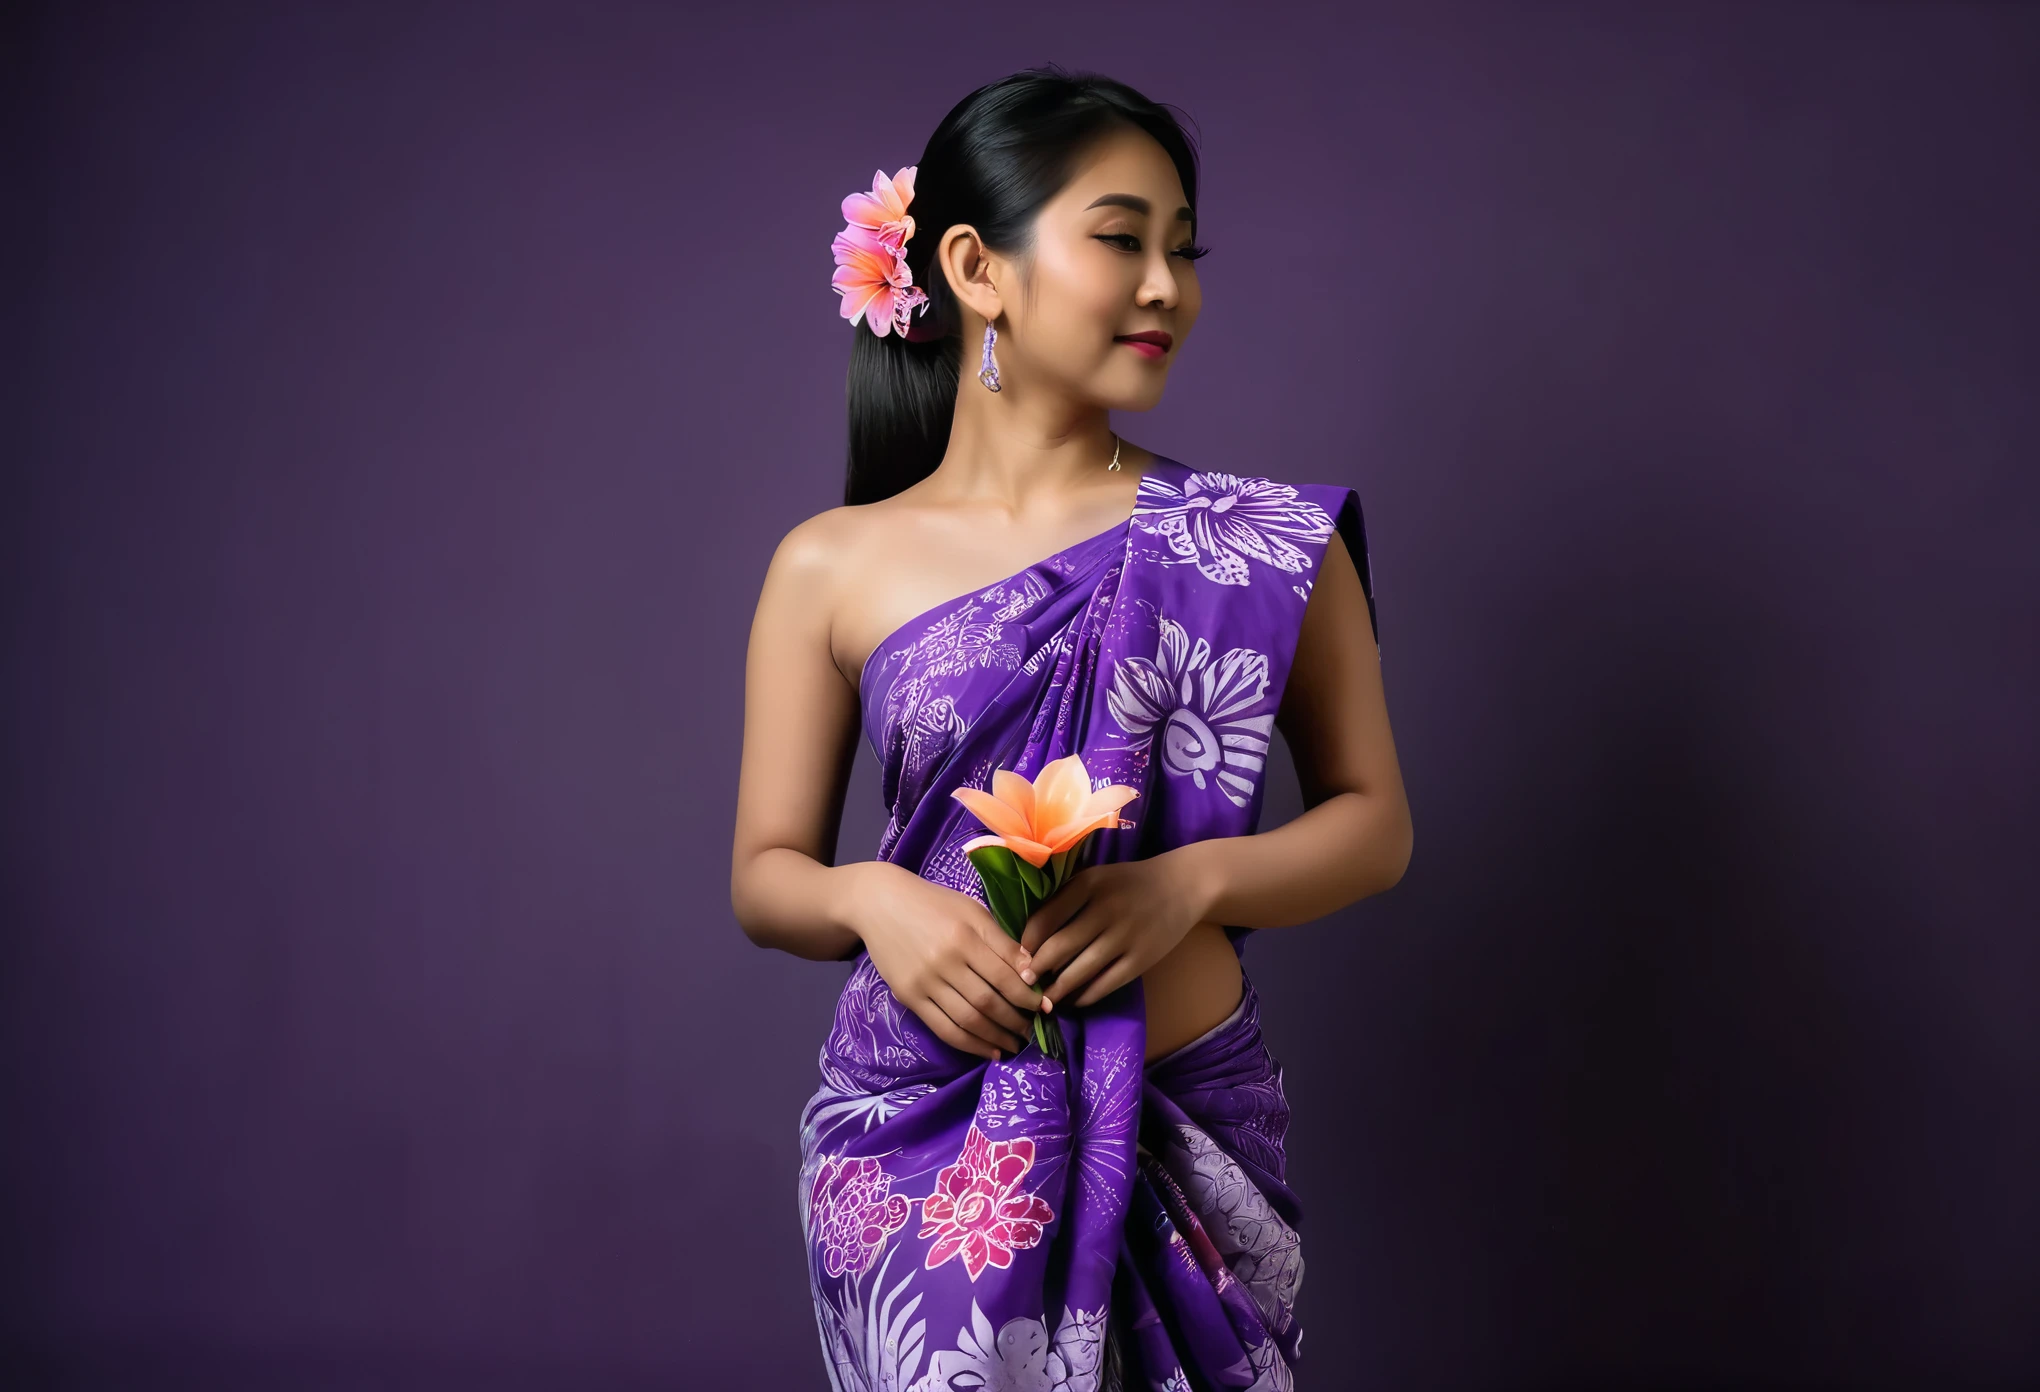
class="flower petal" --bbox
[988,1153,1028,1188]
[864,289,895,336]
[878,216,914,258]
[841,190,891,227]
[951,785,1034,842]
[833,255,893,297]
[832,256,884,292]
[873,169,901,214]
[832,222,888,256]
[1004,1192,1054,1224]
[990,769,1037,829]
[1039,813,1112,855]
[1038,785,1141,852]
[1032,754,1093,829]
[925,1231,963,1270]
[1002,834,1054,868]
[838,280,884,325]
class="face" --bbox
[944,123,1205,412]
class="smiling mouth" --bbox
[1114,331,1173,357]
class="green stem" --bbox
[1033,1010,1065,1060]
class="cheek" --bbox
[1025,247,1133,344]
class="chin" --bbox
[1095,372,1168,413]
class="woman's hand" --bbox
[1018,851,1214,1011]
[845,862,1045,1062]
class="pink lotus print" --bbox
[918,1123,1056,1282]
[808,1152,913,1280]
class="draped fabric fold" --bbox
[799,457,1375,1390]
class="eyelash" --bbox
[1097,233,1211,261]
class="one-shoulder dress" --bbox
[798,456,1377,1391]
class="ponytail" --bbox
[844,321,960,506]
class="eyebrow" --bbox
[1084,192,1195,226]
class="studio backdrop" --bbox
[6,2,2035,1387]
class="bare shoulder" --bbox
[760,504,856,600]
[755,498,914,689]
[743,510,838,675]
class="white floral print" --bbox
[818,957,939,1086]
[1131,470,1334,587]
[1105,616,1275,809]
[809,1152,915,1280]
[1160,1124,1304,1334]
[807,1239,930,1392]
[908,1299,1109,1392]
[801,1059,939,1151]
[804,458,1336,1392]
[1070,1040,1140,1215]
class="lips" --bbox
[1114,330,1172,359]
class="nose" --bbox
[1137,246,1180,311]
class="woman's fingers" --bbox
[1020,880,1089,956]
[1070,957,1140,1010]
[961,933,1045,1020]
[915,995,1001,1061]
[932,980,1024,1056]
[968,913,1041,988]
[953,958,1033,1037]
[1041,932,1123,1011]
[1028,905,1108,977]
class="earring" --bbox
[978,321,1002,393]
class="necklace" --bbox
[1108,432,1122,472]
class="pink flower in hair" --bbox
[831,165,930,339]
[842,166,918,254]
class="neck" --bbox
[936,389,1124,514]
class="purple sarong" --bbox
[799,456,1376,1390]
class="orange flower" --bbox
[951,754,1139,868]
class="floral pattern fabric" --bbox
[919,1126,1057,1282]
[801,456,1376,1390]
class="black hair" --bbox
[842,66,1201,506]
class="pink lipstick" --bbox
[1113,330,1173,360]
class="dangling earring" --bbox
[978,321,1002,393]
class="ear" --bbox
[937,223,1006,325]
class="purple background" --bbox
[7,2,2036,1386]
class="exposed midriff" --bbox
[1138,920,1244,1064]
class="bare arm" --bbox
[1016,527,1412,1010]
[728,513,1046,1060]
[1179,527,1413,925]
[728,516,868,961]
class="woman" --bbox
[731,67,1411,1390]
